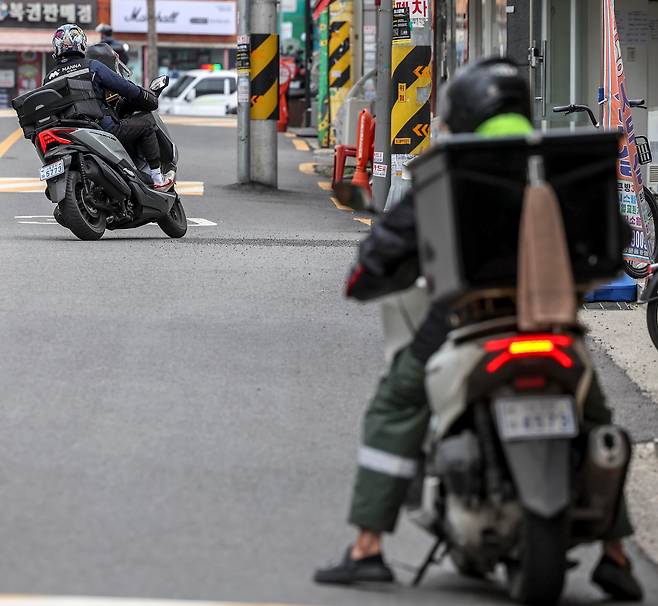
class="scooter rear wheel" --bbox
[157,195,187,238]
[506,509,568,606]
[60,169,105,241]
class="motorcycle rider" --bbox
[95,22,130,66]
[314,57,643,602]
[45,24,173,191]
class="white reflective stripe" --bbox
[358,445,418,479]
[46,68,90,84]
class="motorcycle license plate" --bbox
[494,396,577,441]
[39,159,65,181]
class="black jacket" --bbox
[346,192,451,363]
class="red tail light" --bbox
[37,128,75,153]
[484,334,574,373]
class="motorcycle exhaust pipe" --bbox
[584,425,630,532]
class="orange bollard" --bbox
[351,108,374,195]
[277,80,289,132]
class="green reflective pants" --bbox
[348,345,633,539]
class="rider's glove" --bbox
[134,87,158,111]
[345,257,419,301]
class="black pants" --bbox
[110,115,160,169]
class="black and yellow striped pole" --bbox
[250,34,279,121]
[328,0,353,145]
[248,0,278,187]
[387,0,432,208]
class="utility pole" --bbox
[237,0,251,183]
[371,0,392,210]
[249,0,279,187]
[146,0,158,82]
[386,0,432,209]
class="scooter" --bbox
[12,59,186,241]
[336,129,632,605]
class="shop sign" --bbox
[111,0,236,36]
[392,5,410,43]
[0,69,15,88]
[0,1,96,28]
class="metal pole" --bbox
[371,0,392,211]
[304,0,313,127]
[250,0,278,187]
[237,0,251,183]
[146,0,158,82]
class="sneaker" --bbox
[313,546,395,585]
[591,554,643,602]
[152,170,175,191]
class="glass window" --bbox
[164,75,194,98]
[194,78,224,97]
[228,78,237,94]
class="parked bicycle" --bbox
[553,101,657,279]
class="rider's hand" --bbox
[136,87,158,111]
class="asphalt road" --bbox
[0,113,657,606]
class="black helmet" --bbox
[438,57,532,133]
[96,23,113,37]
[87,42,120,72]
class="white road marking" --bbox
[14,215,217,227]
[0,597,305,606]
[0,109,15,118]
[187,217,217,226]
[0,178,204,196]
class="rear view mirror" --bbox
[150,75,169,93]
[333,182,376,213]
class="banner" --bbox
[601,0,651,261]
[111,0,236,36]
[316,8,330,147]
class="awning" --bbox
[0,29,100,53]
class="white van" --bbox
[159,70,238,117]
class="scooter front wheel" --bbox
[505,509,568,606]
[157,195,187,238]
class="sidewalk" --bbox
[582,306,658,564]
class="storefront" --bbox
[0,0,100,107]
[104,0,237,84]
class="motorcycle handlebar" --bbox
[552,104,599,128]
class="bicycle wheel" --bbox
[624,186,657,279]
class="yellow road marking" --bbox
[298,162,316,175]
[318,181,332,191]
[292,138,310,152]
[353,217,372,226]
[284,132,296,138]
[330,195,352,211]
[0,128,22,158]
[0,178,204,196]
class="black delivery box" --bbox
[409,130,624,302]
[12,78,103,139]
